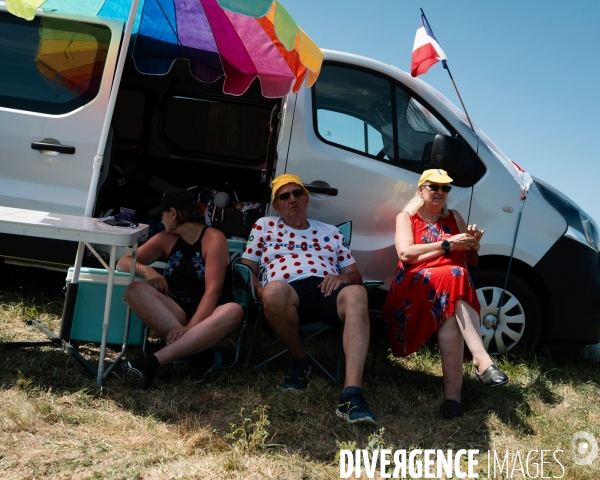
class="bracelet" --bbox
[470,243,480,252]
[139,265,150,277]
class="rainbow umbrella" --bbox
[6,0,323,98]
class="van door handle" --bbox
[31,141,76,155]
[304,185,338,196]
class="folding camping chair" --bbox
[243,221,383,382]
[221,245,252,368]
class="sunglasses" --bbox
[423,184,452,193]
[276,188,306,201]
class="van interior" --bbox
[96,58,282,245]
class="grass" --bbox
[1,264,600,479]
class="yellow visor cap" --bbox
[418,169,453,187]
[271,174,310,203]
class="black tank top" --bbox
[163,226,232,301]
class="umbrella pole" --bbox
[83,0,141,218]
[59,0,142,366]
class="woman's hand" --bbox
[166,325,189,345]
[143,267,170,295]
[448,233,480,251]
[467,224,485,243]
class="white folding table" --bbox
[0,206,149,386]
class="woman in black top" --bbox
[117,188,243,388]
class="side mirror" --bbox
[427,134,471,176]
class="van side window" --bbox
[0,12,110,115]
[317,110,385,157]
[395,86,450,171]
[313,63,485,186]
[162,96,273,164]
[314,65,394,161]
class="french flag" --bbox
[411,15,447,77]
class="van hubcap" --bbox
[476,286,526,354]
[482,314,499,330]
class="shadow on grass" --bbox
[2,328,598,466]
[1,265,600,468]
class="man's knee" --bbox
[337,285,369,322]
[262,281,297,309]
[338,285,368,308]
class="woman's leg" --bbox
[454,299,494,374]
[437,314,464,402]
[438,299,495,400]
[125,282,187,337]
[154,303,244,365]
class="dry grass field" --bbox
[1,264,599,479]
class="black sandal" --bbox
[475,364,509,387]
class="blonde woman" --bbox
[382,169,508,419]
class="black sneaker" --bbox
[336,386,376,424]
[122,361,154,389]
[282,355,311,390]
[187,348,220,384]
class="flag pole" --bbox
[420,8,475,132]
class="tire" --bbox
[474,268,542,354]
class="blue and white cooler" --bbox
[65,267,146,346]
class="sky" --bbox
[283,0,600,225]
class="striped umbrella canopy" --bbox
[6,0,323,98]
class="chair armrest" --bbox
[232,260,260,303]
[362,280,384,290]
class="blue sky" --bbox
[284,0,600,224]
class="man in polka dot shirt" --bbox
[242,174,375,424]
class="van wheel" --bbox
[474,268,542,354]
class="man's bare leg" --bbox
[336,285,370,388]
[261,280,304,358]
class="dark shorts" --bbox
[289,276,350,326]
[169,294,231,321]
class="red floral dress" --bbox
[381,210,480,357]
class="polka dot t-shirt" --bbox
[242,217,356,286]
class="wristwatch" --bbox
[441,239,451,255]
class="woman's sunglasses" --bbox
[276,188,306,201]
[423,184,452,193]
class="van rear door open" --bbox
[0,9,123,215]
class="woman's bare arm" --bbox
[395,211,479,264]
[117,231,175,295]
[187,228,229,328]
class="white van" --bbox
[1,6,598,354]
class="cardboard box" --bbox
[66,267,146,346]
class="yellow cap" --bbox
[418,169,453,187]
[271,174,310,204]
